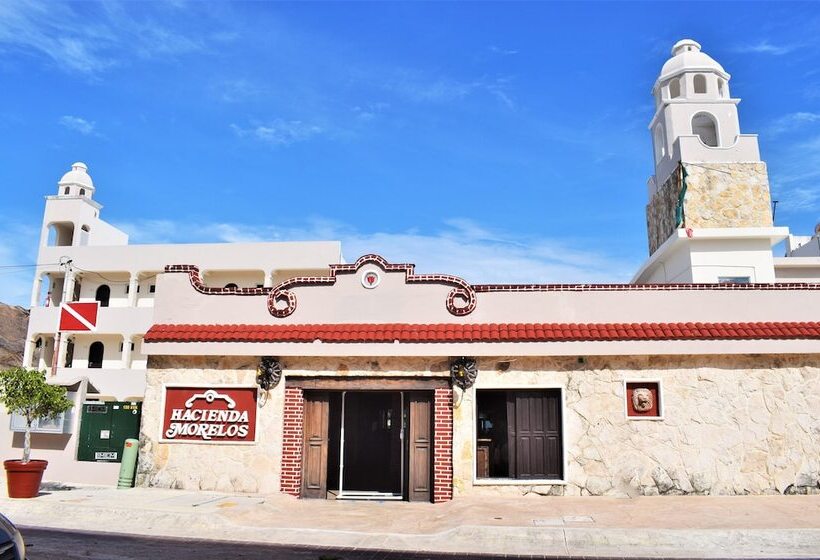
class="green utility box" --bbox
[77,401,142,462]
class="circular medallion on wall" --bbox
[361,270,381,289]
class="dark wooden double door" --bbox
[301,391,432,502]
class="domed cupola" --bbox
[58,162,95,199]
[654,39,730,104]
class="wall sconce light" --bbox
[257,356,283,390]
[450,356,478,390]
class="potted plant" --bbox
[0,367,73,498]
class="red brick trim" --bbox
[145,321,820,344]
[280,386,304,497]
[433,387,453,503]
[164,258,820,320]
[267,254,476,318]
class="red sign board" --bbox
[161,386,258,443]
[59,302,99,331]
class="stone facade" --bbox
[455,354,820,497]
[138,354,820,499]
[646,162,774,254]
[137,355,285,494]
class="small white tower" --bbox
[38,162,128,249]
[57,162,95,199]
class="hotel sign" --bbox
[160,386,258,444]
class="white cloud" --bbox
[0,1,209,76]
[488,45,518,56]
[767,112,820,136]
[114,217,638,284]
[384,70,515,108]
[59,115,97,136]
[731,41,798,56]
[214,79,264,103]
[230,120,324,146]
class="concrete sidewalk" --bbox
[1,485,820,558]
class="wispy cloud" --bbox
[384,71,516,109]
[488,45,518,56]
[0,1,210,76]
[352,102,390,122]
[115,217,637,284]
[213,79,264,103]
[767,112,820,136]
[230,120,324,146]
[59,115,97,136]
[731,40,798,56]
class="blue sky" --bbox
[1,1,820,306]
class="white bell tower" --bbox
[648,39,762,189]
[635,40,787,284]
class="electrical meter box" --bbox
[77,401,142,462]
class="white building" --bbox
[3,38,820,493]
[9,163,341,483]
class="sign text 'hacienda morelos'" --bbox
[161,387,257,443]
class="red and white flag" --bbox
[59,302,99,331]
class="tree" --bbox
[0,367,73,463]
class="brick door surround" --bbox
[279,385,454,502]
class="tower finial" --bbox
[671,39,701,56]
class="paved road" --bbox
[20,526,554,560]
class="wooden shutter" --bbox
[407,392,432,502]
[513,391,562,480]
[301,392,330,498]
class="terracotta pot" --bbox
[4,459,48,498]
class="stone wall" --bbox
[139,354,820,498]
[646,169,682,255]
[646,162,774,255]
[137,356,450,494]
[454,354,820,497]
[137,355,284,494]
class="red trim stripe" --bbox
[143,322,820,343]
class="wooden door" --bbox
[407,392,432,502]
[511,391,562,480]
[301,392,330,498]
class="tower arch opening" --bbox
[653,125,666,163]
[669,78,681,99]
[47,222,75,247]
[693,74,707,94]
[692,112,719,147]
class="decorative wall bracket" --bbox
[450,357,478,390]
[257,357,283,390]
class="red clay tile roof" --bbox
[143,322,820,344]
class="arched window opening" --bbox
[653,125,666,163]
[224,283,239,290]
[79,188,86,196]
[692,113,719,147]
[693,74,707,94]
[669,78,681,99]
[88,341,104,368]
[79,224,91,246]
[47,222,75,247]
[718,79,725,98]
[64,187,70,195]
[95,284,111,307]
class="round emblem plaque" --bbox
[361,270,381,289]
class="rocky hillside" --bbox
[0,302,29,369]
